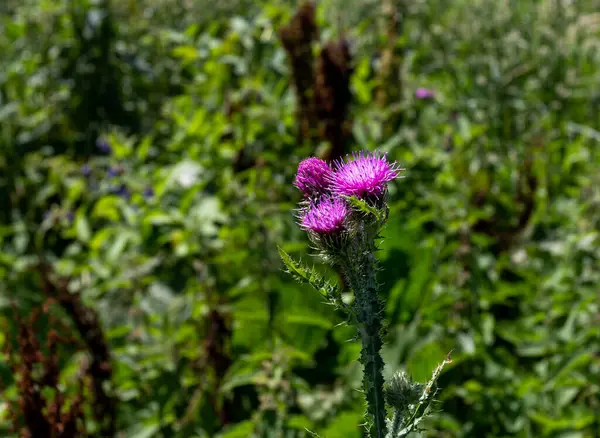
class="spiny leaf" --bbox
[278,247,341,300]
[343,195,386,223]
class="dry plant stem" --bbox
[315,39,353,163]
[343,251,387,438]
[6,306,87,437]
[376,0,402,109]
[38,262,117,437]
[279,2,319,141]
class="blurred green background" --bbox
[0,0,599,437]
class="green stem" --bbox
[344,252,387,438]
[387,409,402,438]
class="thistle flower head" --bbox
[294,157,333,198]
[330,151,402,198]
[300,196,348,234]
[385,371,423,409]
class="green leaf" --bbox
[544,351,594,390]
[277,247,343,304]
[321,411,362,438]
[124,424,160,438]
[283,313,334,330]
[287,415,313,431]
[92,196,121,221]
[75,210,91,243]
[107,231,131,263]
[218,421,255,438]
[172,45,198,62]
[342,195,386,223]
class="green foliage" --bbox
[1,0,599,437]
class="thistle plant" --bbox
[279,151,451,438]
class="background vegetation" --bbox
[0,0,599,437]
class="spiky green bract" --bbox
[389,353,453,438]
[340,238,387,438]
[342,194,389,243]
[278,247,351,314]
[342,194,389,224]
[385,372,423,409]
[384,372,424,438]
[304,228,352,259]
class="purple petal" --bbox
[330,151,402,198]
[294,157,333,198]
[81,163,92,176]
[300,196,348,234]
[415,87,435,100]
[143,186,155,200]
[96,137,112,154]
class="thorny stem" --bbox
[387,410,403,438]
[343,250,387,438]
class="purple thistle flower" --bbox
[96,137,112,154]
[330,151,402,198]
[415,87,435,100]
[294,157,334,198]
[300,197,348,234]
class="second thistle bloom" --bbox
[300,196,348,234]
[294,157,333,198]
[415,87,435,100]
[331,151,401,198]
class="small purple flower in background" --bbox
[294,157,333,198]
[81,163,92,177]
[415,87,435,100]
[66,211,75,223]
[96,136,112,154]
[113,184,130,200]
[330,151,402,198]
[107,166,120,178]
[43,211,52,221]
[143,186,155,200]
[300,196,348,234]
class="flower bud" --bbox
[385,371,423,410]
